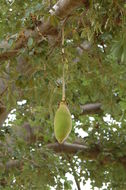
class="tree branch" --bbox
[68,155,81,190]
[47,142,126,168]
[0,0,87,61]
[1,142,126,171]
[80,103,102,115]
[47,142,88,153]
[5,160,22,171]
[0,104,7,127]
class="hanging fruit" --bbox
[54,101,72,144]
[54,22,72,143]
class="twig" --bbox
[68,155,81,190]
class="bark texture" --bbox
[0,0,87,61]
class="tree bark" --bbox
[1,142,126,171]
[47,142,126,167]
[80,103,102,115]
[0,104,8,127]
[0,0,88,61]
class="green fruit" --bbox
[54,102,72,144]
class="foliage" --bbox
[0,0,126,189]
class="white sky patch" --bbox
[80,179,92,190]
[4,109,16,126]
[30,148,35,152]
[8,113,16,121]
[89,116,95,125]
[60,178,65,185]
[89,116,95,122]
[6,0,15,5]
[3,99,27,126]
[10,108,16,113]
[113,92,119,97]
[74,120,88,138]
[65,174,108,190]
[66,173,110,190]
[112,128,117,132]
[75,128,88,138]
[88,127,93,132]
[97,44,107,53]
[17,99,27,105]
[65,173,77,190]
[95,132,99,136]
[103,114,121,128]
[49,3,59,15]
[71,114,74,119]
[12,176,16,184]
[38,143,42,147]
[98,44,104,52]
[66,39,73,44]
[75,120,82,126]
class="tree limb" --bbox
[1,142,126,171]
[47,142,88,153]
[0,104,8,127]
[80,103,102,115]
[47,142,126,168]
[5,160,22,171]
[0,0,87,61]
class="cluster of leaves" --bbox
[0,0,126,189]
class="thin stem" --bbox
[62,24,65,55]
[61,24,65,101]
[62,63,65,101]
[71,163,81,190]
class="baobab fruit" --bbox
[54,102,72,144]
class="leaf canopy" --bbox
[0,0,126,189]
